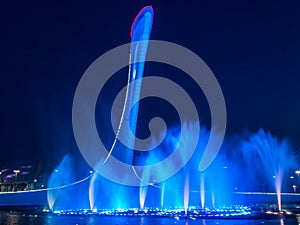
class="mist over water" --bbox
[240,128,297,211]
[47,123,299,212]
[47,154,90,211]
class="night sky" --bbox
[1,1,299,170]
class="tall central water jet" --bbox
[104,6,154,165]
[88,6,154,211]
[126,6,154,164]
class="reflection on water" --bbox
[0,211,298,225]
[296,214,300,223]
[6,213,19,225]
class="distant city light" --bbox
[13,170,20,182]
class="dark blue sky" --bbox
[1,1,299,169]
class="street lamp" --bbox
[293,185,297,193]
[13,170,20,182]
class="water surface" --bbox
[0,210,299,225]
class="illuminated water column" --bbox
[161,183,165,209]
[200,174,205,209]
[123,6,154,165]
[184,175,189,216]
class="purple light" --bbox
[130,6,154,38]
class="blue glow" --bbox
[241,128,297,211]
[47,122,299,213]
[45,6,299,216]
[104,6,154,165]
[47,155,90,211]
[127,6,154,163]
[51,205,254,219]
[130,6,154,81]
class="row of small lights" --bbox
[52,205,251,218]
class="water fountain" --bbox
[200,174,205,209]
[241,128,297,212]
[184,175,189,216]
[46,5,299,223]
[47,124,299,221]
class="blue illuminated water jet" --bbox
[104,6,154,165]
[88,5,154,212]
[241,128,297,211]
[47,154,90,211]
[46,6,300,220]
[47,125,299,218]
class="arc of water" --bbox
[47,173,93,210]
